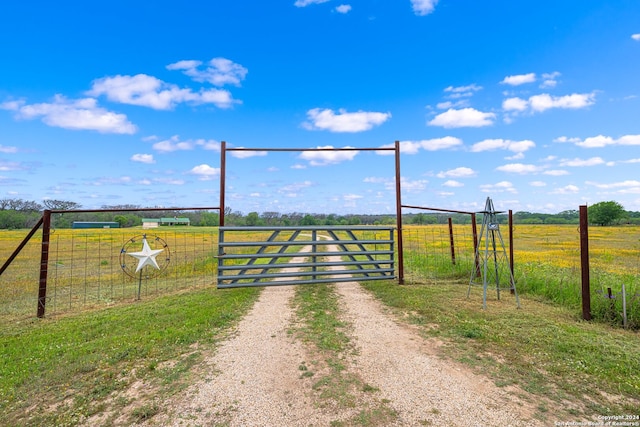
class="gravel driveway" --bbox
[144,245,544,427]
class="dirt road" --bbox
[143,245,542,426]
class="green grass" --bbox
[361,280,640,420]
[293,283,398,426]
[0,286,260,426]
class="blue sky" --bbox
[1,0,640,215]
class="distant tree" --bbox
[412,213,427,225]
[245,212,261,226]
[300,214,317,226]
[43,199,81,211]
[261,211,281,225]
[200,212,219,226]
[114,215,128,227]
[588,201,625,226]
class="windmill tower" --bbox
[468,197,520,309]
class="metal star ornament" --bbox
[127,236,165,273]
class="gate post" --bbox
[579,205,591,321]
[394,140,404,284]
[37,209,52,318]
[219,141,227,226]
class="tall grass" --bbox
[402,224,640,329]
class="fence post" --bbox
[394,140,404,284]
[448,217,456,265]
[37,210,52,318]
[471,212,480,277]
[509,210,514,293]
[579,205,591,321]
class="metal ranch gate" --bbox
[217,226,396,288]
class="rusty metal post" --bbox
[394,140,404,284]
[219,141,227,227]
[471,212,480,277]
[509,209,515,293]
[448,217,456,265]
[37,210,51,318]
[579,205,591,321]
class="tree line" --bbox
[0,198,637,229]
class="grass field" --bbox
[402,224,640,328]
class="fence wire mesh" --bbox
[1,228,218,320]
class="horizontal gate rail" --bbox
[217,226,395,289]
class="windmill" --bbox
[468,197,520,309]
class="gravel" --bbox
[144,244,545,426]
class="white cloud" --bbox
[503,92,595,119]
[0,160,24,171]
[428,108,495,128]
[230,149,268,159]
[335,4,351,13]
[543,170,569,176]
[152,135,197,153]
[166,57,248,86]
[377,137,462,155]
[632,34,640,41]
[131,154,155,164]
[411,0,439,16]
[501,73,536,86]
[502,97,528,111]
[0,95,136,134]
[299,146,358,166]
[586,180,640,189]
[559,157,605,167]
[495,163,540,174]
[471,138,535,153]
[436,100,469,109]
[0,145,18,153]
[420,136,463,151]
[302,108,391,132]
[530,181,547,187]
[154,177,185,185]
[540,71,561,88]
[444,84,482,94]
[442,84,482,100]
[560,134,640,148]
[553,136,581,144]
[378,141,421,155]
[294,0,329,6]
[551,185,580,194]
[363,176,427,192]
[363,176,389,184]
[442,180,463,187]
[529,93,595,112]
[400,177,428,192]
[436,167,476,178]
[480,181,517,194]
[189,164,221,180]
[280,181,313,196]
[88,74,237,109]
[343,193,363,201]
[147,136,221,153]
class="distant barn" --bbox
[142,217,190,229]
[72,221,120,229]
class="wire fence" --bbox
[2,220,639,326]
[0,227,218,321]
